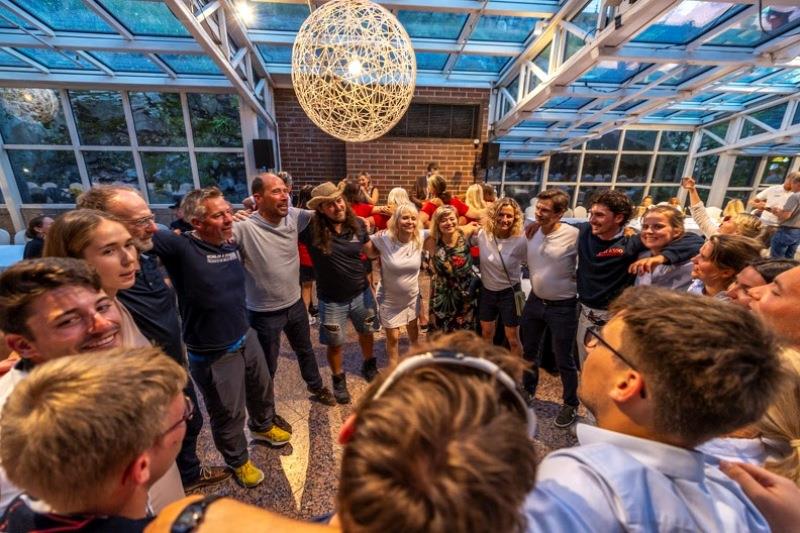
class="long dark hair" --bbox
[343,179,368,204]
[296,185,314,209]
[310,203,362,255]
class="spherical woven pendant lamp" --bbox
[291,0,416,142]
[0,88,60,123]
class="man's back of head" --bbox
[337,331,536,533]
[0,346,187,516]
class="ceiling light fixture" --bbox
[0,88,60,124]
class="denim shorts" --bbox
[479,284,521,327]
[318,287,379,347]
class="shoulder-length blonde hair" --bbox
[723,199,745,218]
[387,187,411,207]
[43,209,116,259]
[464,184,487,211]
[430,205,459,244]
[482,197,523,237]
[387,203,422,250]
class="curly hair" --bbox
[387,203,423,251]
[589,189,634,226]
[731,212,763,239]
[482,197,523,237]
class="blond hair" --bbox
[731,213,763,239]
[640,205,685,237]
[429,204,459,244]
[756,348,800,486]
[337,331,536,533]
[0,346,187,512]
[482,197,524,238]
[387,203,422,251]
[464,183,488,211]
[723,199,745,218]
[386,187,411,207]
[43,209,117,259]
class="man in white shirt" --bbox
[524,286,783,532]
[751,173,794,226]
[521,189,580,428]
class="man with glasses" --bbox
[524,286,783,531]
[0,346,188,532]
[77,186,230,493]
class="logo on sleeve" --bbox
[596,247,625,258]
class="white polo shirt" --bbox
[756,184,792,226]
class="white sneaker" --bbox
[308,313,317,325]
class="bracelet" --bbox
[170,495,223,533]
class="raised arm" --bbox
[682,176,719,238]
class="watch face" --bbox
[170,507,202,533]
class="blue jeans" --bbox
[319,288,379,347]
[770,227,800,259]
[520,294,580,407]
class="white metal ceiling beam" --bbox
[0,0,55,36]
[254,0,559,18]
[0,31,203,54]
[696,122,800,158]
[81,0,134,40]
[0,71,234,90]
[0,46,48,73]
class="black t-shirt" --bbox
[22,237,44,260]
[0,498,151,533]
[117,253,184,364]
[169,219,194,234]
[152,230,248,356]
[299,219,369,302]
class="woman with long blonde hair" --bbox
[464,184,489,220]
[682,177,763,239]
[363,203,424,365]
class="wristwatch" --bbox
[170,495,223,533]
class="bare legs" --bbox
[481,320,522,358]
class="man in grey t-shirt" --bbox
[233,173,335,406]
[768,172,800,259]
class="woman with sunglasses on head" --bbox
[688,234,763,300]
[682,176,764,240]
[632,206,704,291]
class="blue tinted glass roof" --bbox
[767,69,800,86]
[13,0,114,33]
[571,0,602,32]
[158,54,222,75]
[733,67,782,84]
[544,96,593,109]
[0,50,26,67]
[249,1,310,31]
[454,54,509,73]
[520,121,555,128]
[471,16,537,43]
[706,7,800,47]
[579,61,649,83]
[89,51,160,73]
[257,44,292,64]
[616,99,646,111]
[98,0,191,37]
[416,52,448,71]
[17,48,97,70]
[0,6,33,29]
[640,65,712,86]
[634,2,746,45]
[397,11,467,39]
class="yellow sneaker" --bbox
[252,424,291,447]
[233,460,264,488]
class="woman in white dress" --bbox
[363,203,423,366]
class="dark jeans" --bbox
[189,344,275,468]
[248,298,324,390]
[176,379,203,484]
[770,227,800,259]
[520,294,579,407]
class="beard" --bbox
[133,236,154,252]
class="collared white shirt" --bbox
[523,424,769,532]
[757,185,792,226]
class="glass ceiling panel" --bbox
[17,48,97,70]
[0,50,27,67]
[416,52,448,71]
[768,69,800,86]
[734,67,782,84]
[579,61,649,83]
[520,121,555,128]
[98,0,191,37]
[634,1,745,45]
[453,54,509,73]
[12,0,115,33]
[397,11,467,40]
[706,7,800,47]
[89,51,160,73]
[640,65,711,86]
[257,44,292,64]
[249,1,310,31]
[471,15,537,43]
[158,54,222,75]
[0,6,33,29]
[544,96,593,110]
[616,99,646,111]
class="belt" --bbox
[533,295,578,307]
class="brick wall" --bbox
[275,86,491,202]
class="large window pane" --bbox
[616,154,651,183]
[724,190,753,205]
[614,185,645,205]
[652,154,686,183]
[7,150,81,203]
[622,130,657,151]
[576,185,607,208]
[729,156,760,187]
[0,89,70,145]
[581,154,616,183]
[693,156,719,185]
[504,162,542,182]
[548,153,580,181]
[649,186,680,204]
[659,130,692,151]
[141,152,193,204]
[130,92,186,147]
[586,130,621,151]
[196,153,247,203]
[503,184,540,213]
[83,151,138,188]
[187,94,242,148]
[69,90,129,145]
[761,156,790,185]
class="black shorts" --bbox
[299,265,315,283]
[478,284,521,327]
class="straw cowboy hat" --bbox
[307,181,343,210]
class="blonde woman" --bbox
[464,183,489,222]
[682,176,763,239]
[363,203,423,365]
[724,198,746,218]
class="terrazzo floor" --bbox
[191,325,583,520]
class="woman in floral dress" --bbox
[423,205,479,332]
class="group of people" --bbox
[0,163,799,532]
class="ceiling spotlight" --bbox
[234,1,255,24]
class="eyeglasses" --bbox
[583,326,647,399]
[123,215,156,228]
[159,395,194,439]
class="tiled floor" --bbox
[193,326,581,519]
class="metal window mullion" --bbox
[59,89,91,191]
[0,138,26,230]
[180,92,201,189]
[120,91,149,200]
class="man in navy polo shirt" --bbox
[152,187,290,489]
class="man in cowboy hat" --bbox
[299,181,380,403]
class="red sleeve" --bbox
[298,243,313,267]
[421,201,437,217]
[450,198,469,217]
[352,203,374,218]
[373,213,388,230]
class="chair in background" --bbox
[0,229,10,245]
[13,230,28,244]
[573,205,588,218]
